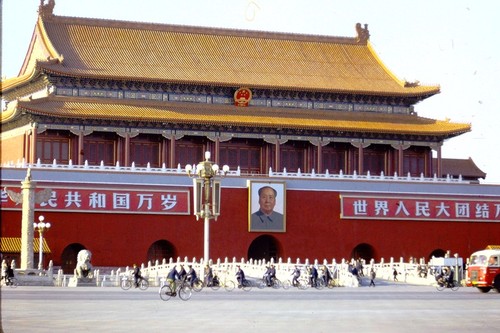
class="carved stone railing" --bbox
[47,256,440,288]
[2,158,467,184]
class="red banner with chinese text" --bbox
[340,194,500,222]
[1,187,190,215]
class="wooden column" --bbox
[435,144,442,177]
[124,133,130,167]
[169,135,176,168]
[316,142,322,173]
[398,145,404,176]
[214,137,220,165]
[78,131,84,165]
[351,141,370,175]
[30,126,38,164]
[391,143,411,176]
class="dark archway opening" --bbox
[429,249,446,261]
[61,243,86,274]
[351,243,376,262]
[147,240,176,264]
[247,235,281,262]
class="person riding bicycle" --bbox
[204,264,214,287]
[166,266,181,295]
[291,265,301,287]
[265,265,276,287]
[447,268,454,286]
[236,265,246,288]
[322,265,332,287]
[4,263,14,286]
[436,267,453,287]
[263,266,271,285]
[187,265,198,287]
[178,264,187,281]
[308,265,318,287]
[132,264,143,288]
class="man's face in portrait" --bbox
[258,187,276,215]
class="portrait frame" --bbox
[248,180,286,232]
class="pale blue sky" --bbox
[2,0,499,183]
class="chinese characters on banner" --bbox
[340,195,500,222]
[0,187,190,215]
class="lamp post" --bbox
[33,215,51,271]
[186,151,229,264]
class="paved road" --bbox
[1,282,498,333]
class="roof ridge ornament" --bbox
[355,23,370,43]
[39,0,55,18]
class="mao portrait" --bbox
[249,182,286,232]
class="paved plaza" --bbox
[1,281,498,333]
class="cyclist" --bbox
[187,265,198,287]
[4,264,14,286]
[178,264,187,281]
[441,267,454,287]
[322,265,332,287]
[166,266,180,295]
[132,264,142,288]
[309,265,318,287]
[204,264,214,287]
[291,265,301,287]
[236,265,245,288]
[265,265,276,287]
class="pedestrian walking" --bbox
[369,268,376,287]
[393,268,398,281]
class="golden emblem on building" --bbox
[234,87,252,107]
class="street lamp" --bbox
[186,151,229,263]
[33,215,51,271]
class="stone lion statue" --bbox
[74,249,93,279]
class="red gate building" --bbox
[1,2,498,272]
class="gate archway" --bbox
[147,240,176,264]
[61,243,86,274]
[428,249,446,260]
[351,243,376,261]
[247,235,282,262]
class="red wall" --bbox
[1,187,498,267]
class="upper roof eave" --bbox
[9,95,470,138]
[32,62,441,98]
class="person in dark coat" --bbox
[292,266,301,287]
[309,265,318,287]
[178,265,187,281]
[236,265,245,287]
[369,268,376,287]
[204,264,214,286]
[265,265,276,287]
[132,264,142,288]
[187,265,198,287]
[322,265,332,287]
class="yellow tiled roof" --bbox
[0,237,51,253]
[9,96,470,137]
[2,14,439,97]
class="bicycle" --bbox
[261,276,282,289]
[436,278,460,291]
[1,276,19,288]
[159,278,193,301]
[120,275,149,290]
[293,276,310,290]
[312,277,325,290]
[325,278,338,289]
[237,278,253,291]
[215,271,236,291]
[283,277,308,290]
